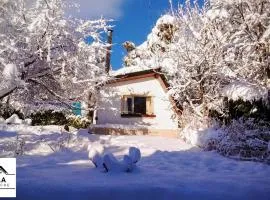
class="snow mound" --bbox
[87,142,104,155]
[87,143,141,173]
[129,146,141,164]
[0,117,5,123]
[88,142,105,169]
[5,114,23,124]
[181,124,221,147]
[23,118,32,125]
[103,153,133,172]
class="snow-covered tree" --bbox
[161,1,228,126]
[208,0,270,88]
[0,0,109,110]
[121,0,269,126]
[122,14,177,68]
[161,0,270,122]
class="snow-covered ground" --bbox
[0,124,270,200]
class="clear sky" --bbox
[110,0,175,70]
[69,0,204,70]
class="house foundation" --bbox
[89,125,179,138]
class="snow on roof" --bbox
[110,65,160,77]
[222,81,268,101]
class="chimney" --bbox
[105,29,113,74]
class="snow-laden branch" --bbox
[0,0,110,107]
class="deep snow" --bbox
[0,124,270,200]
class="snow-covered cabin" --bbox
[90,67,180,138]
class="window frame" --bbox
[121,95,156,118]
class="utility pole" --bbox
[105,29,113,74]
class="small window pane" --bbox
[127,98,133,113]
[134,97,146,114]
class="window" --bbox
[127,97,133,113]
[134,97,146,114]
[121,95,155,117]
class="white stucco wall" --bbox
[95,76,178,129]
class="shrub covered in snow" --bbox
[30,110,68,126]
[29,110,92,128]
[225,98,270,122]
[180,105,270,163]
[46,131,75,153]
[67,115,91,129]
[204,118,270,163]
[209,98,270,124]
[0,103,24,120]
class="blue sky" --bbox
[71,0,204,70]
[110,0,175,70]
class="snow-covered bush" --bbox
[46,131,74,152]
[0,102,24,120]
[30,110,68,126]
[210,98,270,124]
[29,110,91,128]
[67,115,91,129]
[204,118,270,162]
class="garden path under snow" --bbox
[0,124,269,200]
